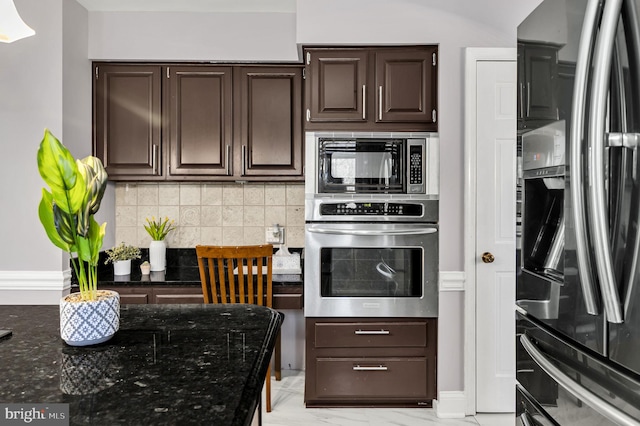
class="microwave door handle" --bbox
[306,227,437,236]
[520,335,638,426]
[588,0,624,323]
[570,0,601,316]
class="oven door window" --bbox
[320,247,422,297]
[318,138,405,193]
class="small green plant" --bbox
[144,216,176,241]
[104,242,141,264]
[37,129,107,302]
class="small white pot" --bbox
[59,290,120,346]
[113,259,131,275]
[149,240,166,271]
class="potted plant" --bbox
[105,242,141,275]
[37,129,119,346]
[144,216,176,272]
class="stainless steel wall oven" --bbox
[304,132,439,318]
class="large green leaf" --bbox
[38,189,71,252]
[37,130,85,214]
[80,156,107,215]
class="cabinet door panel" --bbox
[375,48,436,123]
[168,66,233,177]
[94,65,162,178]
[238,67,302,177]
[523,45,558,120]
[306,50,368,122]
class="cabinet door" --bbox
[375,47,437,124]
[305,49,368,122]
[522,44,558,120]
[236,67,303,177]
[94,64,162,179]
[167,66,233,177]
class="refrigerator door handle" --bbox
[569,0,601,315]
[587,0,624,324]
[521,335,638,426]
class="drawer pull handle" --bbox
[354,329,390,335]
[353,365,388,371]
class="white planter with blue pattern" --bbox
[59,290,120,346]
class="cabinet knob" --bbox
[481,252,495,264]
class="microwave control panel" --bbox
[410,145,423,185]
[319,202,423,216]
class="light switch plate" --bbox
[266,227,284,244]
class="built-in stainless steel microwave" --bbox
[305,132,439,199]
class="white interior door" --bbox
[475,60,516,412]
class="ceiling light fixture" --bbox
[0,0,35,43]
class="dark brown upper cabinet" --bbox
[518,42,559,127]
[93,63,304,181]
[304,46,438,132]
[235,67,303,177]
[167,66,233,177]
[94,65,163,179]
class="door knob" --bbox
[481,252,495,263]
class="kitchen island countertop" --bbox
[0,304,283,425]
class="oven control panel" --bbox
[319,202,423,216]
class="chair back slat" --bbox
[196,244,273,307]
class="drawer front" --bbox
[315,321,428,348]
[119,294,150,304]
[315,357,429,399]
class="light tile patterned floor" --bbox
[262,371,515,426]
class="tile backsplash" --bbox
[115,182,305,249]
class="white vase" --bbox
[113,259,131,275]
[149,240,166,271]
[59,290,120,346]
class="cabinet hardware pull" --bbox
[306,52,310,65]
[526,82,531,117]
[225,145,231,176]
[432,109,437,123]
[152,144,157,175]
[353,365,388,371]
[241,145,246,176]
[432,52,436,66]
[95,66,98,79]
[362,85,366,120]
[306,108,310,122]
[354,329,390,335]
[378,86,383,120]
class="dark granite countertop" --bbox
[83,248,302,288]
[0,304,283,425]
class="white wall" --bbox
[0,0,64,273]
[88,12,298,61]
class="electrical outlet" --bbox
[266,227,284,244]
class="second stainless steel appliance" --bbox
[304,131,439,318]
[517,0,640,423]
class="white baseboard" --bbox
[434,391,467,418]
[440,271,465,292]
[0,270,71,304]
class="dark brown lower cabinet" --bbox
[103,285,302,310]
[305,317,437,407]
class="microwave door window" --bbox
[318,139,404,193]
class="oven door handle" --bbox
[306,226,437,236]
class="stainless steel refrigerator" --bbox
[517,0,640,424]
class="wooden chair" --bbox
[195,244,276,413]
